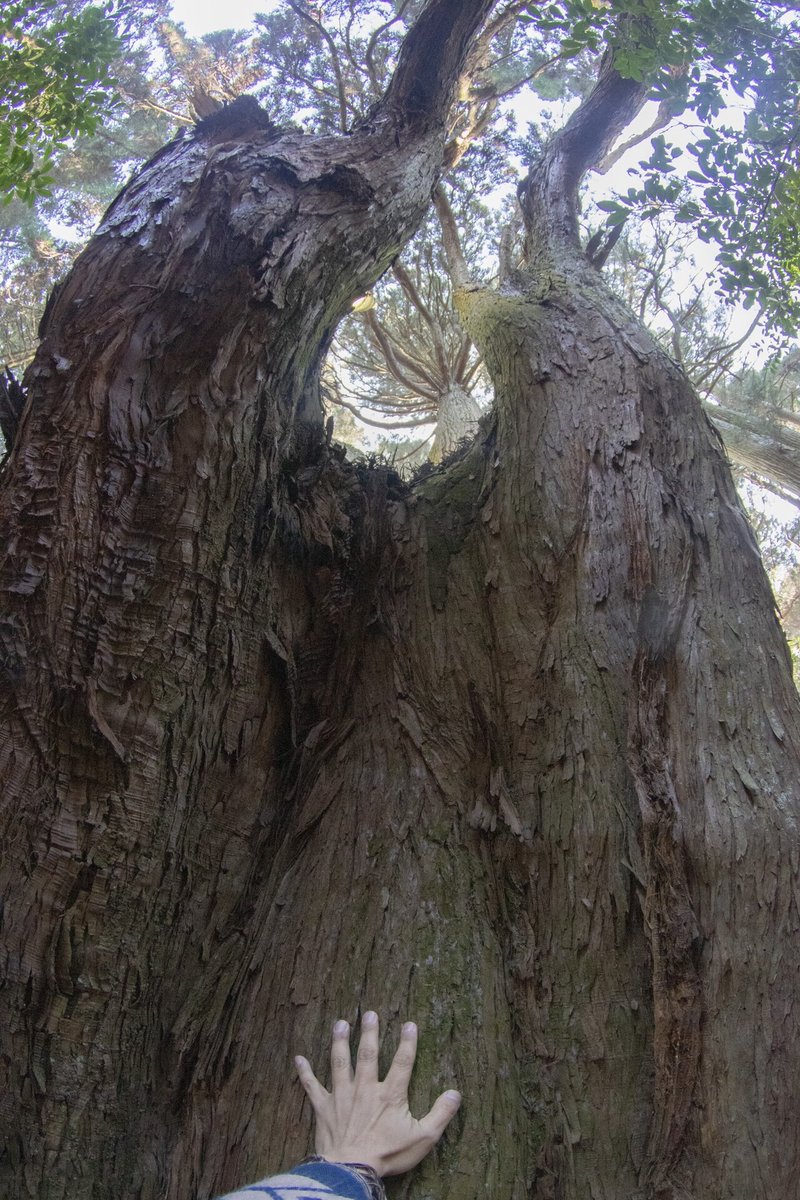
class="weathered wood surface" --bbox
[1,9,799,1200]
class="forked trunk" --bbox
[1,14,799,1200]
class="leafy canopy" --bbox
[0,1,125,202]
[541,0,800,333]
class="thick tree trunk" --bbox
[452,273,800,1197]
[1,17,800,1200]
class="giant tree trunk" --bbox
[1,12,800,1200]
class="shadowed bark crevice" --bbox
[0,368,26,452]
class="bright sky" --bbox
[169,0,269,36]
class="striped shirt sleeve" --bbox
[218,1159,384,1200]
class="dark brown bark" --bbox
[2,18,800,1200]
[0,3,498,1196]
[446,56,800,1197]
[0,368,25,451]
[447,273,799,1197]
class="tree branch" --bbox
[454,334,475,381]
[596,95,681,175]
[519,53,648,254]
[391,262,453,379]
[391,262,436,329]
[364,0,414,94]
[433,185,472,288]
[462,356,484,388]
[328,395,435,429]
[285,0,350,132]
[380,0,497,132]
[364,312,441,397]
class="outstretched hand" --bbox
[294,1011,461,1177]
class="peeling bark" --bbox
[1,17,800,1200]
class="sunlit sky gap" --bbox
[169,0,275,36]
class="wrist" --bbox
[317,1152,381,1175]
[303,1155,386,1198]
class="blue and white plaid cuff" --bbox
[219,1157,384,1200]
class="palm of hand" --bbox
[295,1012,461,1177]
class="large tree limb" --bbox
[433,185,472,289]
[519,54,648,253]
[381,0,498,131]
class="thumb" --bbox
[418,1089,462,1144]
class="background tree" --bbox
[0,1,174,373]
[327,190,495,461]
[0,0,162,202]
[1,5,800,1200]
[0,106,169,368]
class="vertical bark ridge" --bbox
[628,636,702,1196]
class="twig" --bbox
[285,0,350,132]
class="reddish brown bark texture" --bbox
[1,6,799,1200]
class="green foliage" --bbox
[769,165,800,298]
[0,15,171,370]
[0,1,127,202]
[597,213,768,395]
[557,0,800,334]
[0,103,171,370]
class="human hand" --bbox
[294,1011,461,1177]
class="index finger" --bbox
[383,1020,418,1099]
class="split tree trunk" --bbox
[1,12,799,1200]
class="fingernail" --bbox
[362,1010,378,1027]
[445,1090,461,1104]
[333,1019,349,1036]
[294,1055,306,1069]
[402,1021,417,1037]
